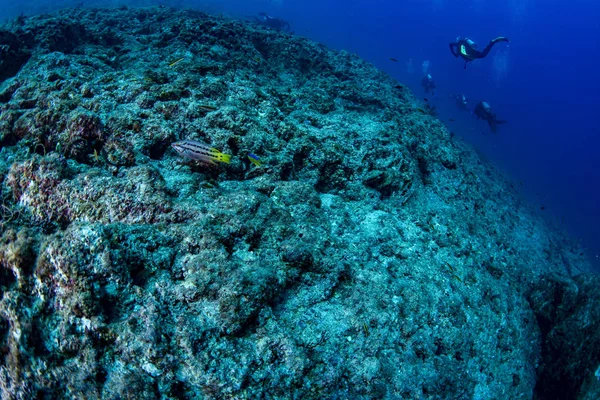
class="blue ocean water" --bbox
[2,0,599,268]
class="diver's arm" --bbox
[449,43,458,57]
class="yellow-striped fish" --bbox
[172,140,231,165]
[169,57,185,67]
[199,105,218,112]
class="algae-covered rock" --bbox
[530,273,600,400]
[0,6,593,400]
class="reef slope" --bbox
[0,7,593,399]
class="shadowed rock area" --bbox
[0,6,596,399]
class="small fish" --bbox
[362,322,370,337]
[449,118,455,122]
[394,84,404,89]
[423,98,429,102]
[199,105,217,112]
[172,140,231,165]
[389,58,398,62]
[169,57,185,67]
[251,56,261,64]
[540,206,546,211]
[247,153,262,167]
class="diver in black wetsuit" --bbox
[451,94,469,111]
[421,73,436,94]
[449,36,509,69]
[473,101,507,133]
[252,12,291,32]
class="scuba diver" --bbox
[449,36,509,69]
[451,93,469,111]
[421,73,436,94]
[473,101,507,133]
[251,12,291,32]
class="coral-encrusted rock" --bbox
[5,154,72,226]
[529,273,600,399]
[0,29,32,83]
[61,111,106,162]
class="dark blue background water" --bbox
[2,0,599,268]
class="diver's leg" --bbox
[479,43,495,58]
[480,37,509,58]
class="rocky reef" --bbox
[0,6,596,399]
